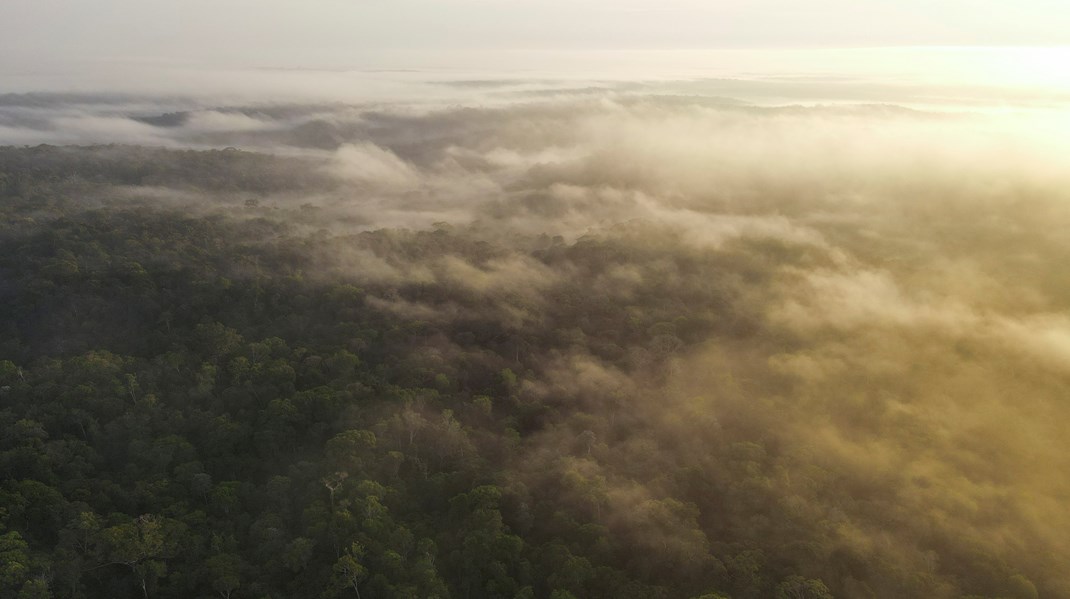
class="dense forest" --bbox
[2,95,1070,599]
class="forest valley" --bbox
[2,95,1070,599]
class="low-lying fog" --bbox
[3,62,1070,597]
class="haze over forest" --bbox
[2,2,1070,598]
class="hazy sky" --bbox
[2,0,1068,71]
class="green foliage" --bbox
[331,543,368,596]
[1006,574,1039,599]
[205,553,242,598]
[0,528,33,593]
[775,576,833,599]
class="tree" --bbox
[775,575,833,599]
[205,553,242,599]
[325,429,377,474]
[93,514,175,599]
[333,543,369,599]
[0,529,33,595]
[1007,574,1039,599]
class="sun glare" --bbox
[954,46,1070,90]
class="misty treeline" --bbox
[2,95,1070,599]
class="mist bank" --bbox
[4,46,1070,107]
[2,89,1070,598]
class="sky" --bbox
[2,0,1069,68]
[1,1,1069,102]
